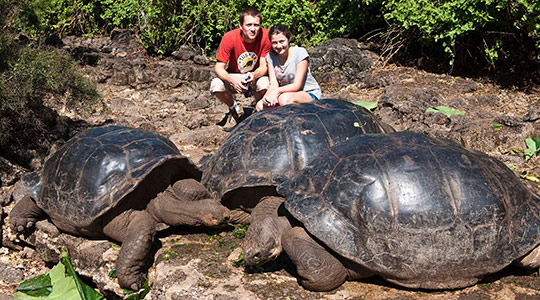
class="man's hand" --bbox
[232,76,248,93]
[243,72,254,84]
[235,72,253,94]
[215,62,247,93]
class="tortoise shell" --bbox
[24,125,200,230]
[201,99,392,202]
[281,131,540,287]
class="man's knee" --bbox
[210,77,228,94]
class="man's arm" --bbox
[215,62,232,83]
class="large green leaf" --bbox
[353,100,377,111]
[15,274,52,297]
[426,106,466,117]
[13,248,104,300]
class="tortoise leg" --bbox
[515,244,540,269]
[170,178,211,201]
[10,194,46,233]
[103,209,156,291]
[147,181,229,227]
[229,209,252,225]
[282,227,347,291]
[243,196,291,265]
[225,186,279,224]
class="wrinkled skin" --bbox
[243,132,540,291]
[11,179,230,290]
[243,196,361,291]
[243,196,289,265]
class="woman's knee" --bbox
[278,94,295,106]
[278,92,311,106]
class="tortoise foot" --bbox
[282,227,347,292]
[9,194,43,233]
[10,216,36,233]
[118,272,146,291]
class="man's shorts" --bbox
[210,74,269,94]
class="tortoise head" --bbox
[243,216,290,266]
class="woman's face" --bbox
[270,33,289,56]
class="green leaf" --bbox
[426,106,466,117]
[353,100,377,111]
[233,224,248,239]
[232,252,244,268]
[111,243,121,251]
[13,248,104,300]
[16,274,53,297]
[60,248,104,300]
[124,281,151,300]
[524,138,540,160]
[491,124,503,131]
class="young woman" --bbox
[256,24,321,111]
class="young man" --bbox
[210,7,271,125]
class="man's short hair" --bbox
[239,6,262,25]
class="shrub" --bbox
[0,44,100,155]
[138,0,240,54]
[255,0,320,47]
[383,0,540,66]
[9,0,540,69]
[317,0,385,42]
[14,0,142,36]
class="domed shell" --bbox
[201,99,392,201]
[28,125,200,229]
[281,131,540,285]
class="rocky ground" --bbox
[0,30,539,299]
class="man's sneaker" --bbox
[229,106,246,124]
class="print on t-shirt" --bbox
[237,52,258,73]
[275,65,295,86]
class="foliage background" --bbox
[0,0,99,167]
[9,0,539,69]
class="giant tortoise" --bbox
[243,131,540,291]
[10,125,229,290]
[201,99,393,224]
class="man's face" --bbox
[240,15,261,43]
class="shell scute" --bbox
[283,131,540,283]
[202,99,391,200]
[30,126,188,228]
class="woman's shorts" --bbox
[307,92,319,101]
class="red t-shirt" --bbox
[216,28,271,74]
